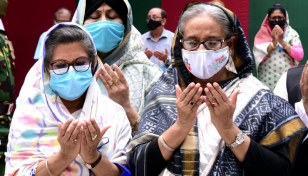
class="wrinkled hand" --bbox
[96,64,131,109]
[145,47,153,59]
[300,61,308,115]
[80,118,110,164]
[203,83,240,131]
[154,48,169,62]
[175,83,203,128]
[57,118,82,160]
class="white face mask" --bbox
[182,46,229,79]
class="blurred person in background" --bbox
[0,0,15,175]
[33,7,72,60]
[142,8,174,71]
[253,4,304,90]
[210,0,225,7]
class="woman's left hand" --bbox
[203,83,240,132]
[80,118,110,164]
[96,64,131,109]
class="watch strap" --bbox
[87,152,102,169]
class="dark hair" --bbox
[268,4,286,18]
[54,7,72,21]
[44,25,96,67]
[160,8,167,19]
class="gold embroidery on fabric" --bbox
[260,118,306,146]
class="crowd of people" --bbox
[0,0,307,175]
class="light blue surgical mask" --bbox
[84,20,125,53]
[49,65,93,101]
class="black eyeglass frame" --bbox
[180,37,231,51]
[49,57,92,75]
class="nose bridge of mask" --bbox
[84,21,125,53]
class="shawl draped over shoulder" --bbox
[5,23,132,176]
[127,2,307,176]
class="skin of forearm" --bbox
[90,152,121,176]
[34,150,75,176]
[280,40,291,55]
[158,122,192,161]
[217,123,250,162]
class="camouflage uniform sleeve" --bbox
[0,33,14,156]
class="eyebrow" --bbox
[186,35,222,40]
[51,56,89,63]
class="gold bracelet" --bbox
[283,43,290,50]
[131,115,141,129]
[270,42,275,50]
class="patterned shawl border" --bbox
[260,117,307,147]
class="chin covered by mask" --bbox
[147,19,162,30]
[49,65,93,101]
[269,20,286,30]
[84,20,125,53]
[0,0,8,18]
[182,46,230,79]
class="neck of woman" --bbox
[60,91,87,114]
[190,67,236,89]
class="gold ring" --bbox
[114,79,119,84]
[92,134,98,141]
[70,138,77,142]
[211,103,217,107]
[109,81,114,86]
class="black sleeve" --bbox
[241,139,291,176]
[146,137,168,176]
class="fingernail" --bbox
[90,118,95,122]
[196,83,200,86]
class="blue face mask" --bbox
[84,20,125,53]
[49,66,93,101]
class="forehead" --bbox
[270,10,284,17]
[96,2,113,11]
[49,42,88,62]
[148,8,161,16]
[56,10,71,19]
[183,14,225,40]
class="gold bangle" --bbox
[283,43,290,50]
[131,115,141,129]
[270,42,275,50]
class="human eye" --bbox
[75,58,89,66]
[53,61,68,69]
[206,41,221,49]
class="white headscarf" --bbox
[5,23,131,176]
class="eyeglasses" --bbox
[146,16,163,22]
[49,57,91,75]
[180,38,230,51]
[269,16,285,21]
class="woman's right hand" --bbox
[57,118,82,161]
[175,83,203,129]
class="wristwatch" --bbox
[226,131,245,149]
[84,153,102,169]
